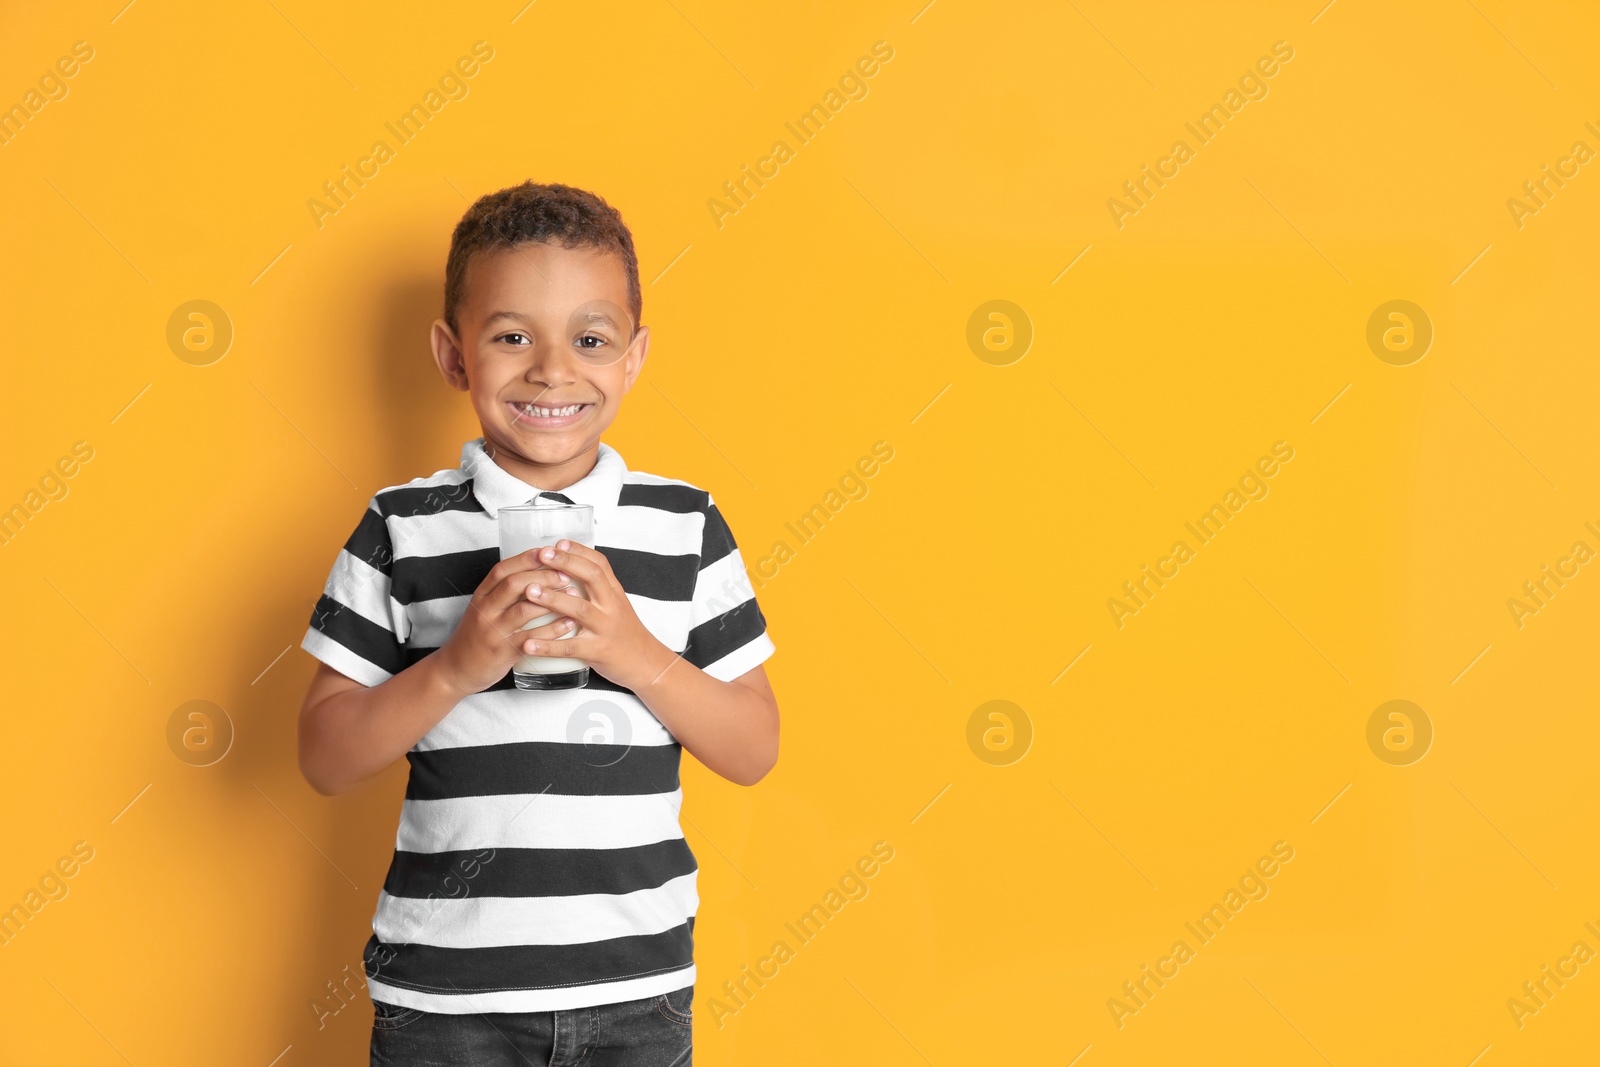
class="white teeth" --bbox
[518,403,586,418]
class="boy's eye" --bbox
[497,332,531,346]
[575,334,607,350]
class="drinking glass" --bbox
[497,502,593,690]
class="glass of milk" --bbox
[497,501,594,691]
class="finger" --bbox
[525,583,595,625]
[483,564,566,614]
[477,548,552,596]
[518,632,591,658]
[501,593,583,631]
[504,610,580,645]
[533,541,611,588]
[546,541,606,567]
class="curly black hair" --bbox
[443,181,641,335]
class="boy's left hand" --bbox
[519,540,670,691]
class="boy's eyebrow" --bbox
[483,310,624,329]
[484,310,534,326]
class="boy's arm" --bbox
[298,548,570,796]
[515,540,780,787]
[628,656,779,787]
[298,657,471,796]
[300,606,778,795]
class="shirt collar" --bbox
[461,438,627,528]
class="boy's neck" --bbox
[483,438,600,493]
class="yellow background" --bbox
[2,0,1598,1063]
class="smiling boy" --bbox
[296,181,778,1065]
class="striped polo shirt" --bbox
[299,437,776,1013]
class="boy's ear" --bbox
[622,324,650,392]
[431,318,470,391]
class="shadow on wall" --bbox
[375,273,475,484]
[235,270,473,1061]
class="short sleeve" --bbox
[683,494,776,682]
[300,497,407,687]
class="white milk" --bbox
[497,503,593,684]
[509,540,586,675]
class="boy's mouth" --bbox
[506,400,595,428]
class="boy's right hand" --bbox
[432,549,577,696]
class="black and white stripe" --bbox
[300,439,774,1013]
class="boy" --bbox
[297,182,779,1065]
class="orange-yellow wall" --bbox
[3,1,1598,1063]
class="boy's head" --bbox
[431,181,648,480]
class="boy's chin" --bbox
[487,424,591,462]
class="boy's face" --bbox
[431,241,647,476]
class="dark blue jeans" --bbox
[370,985,693,1066]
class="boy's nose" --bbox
[521,343,580,383]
